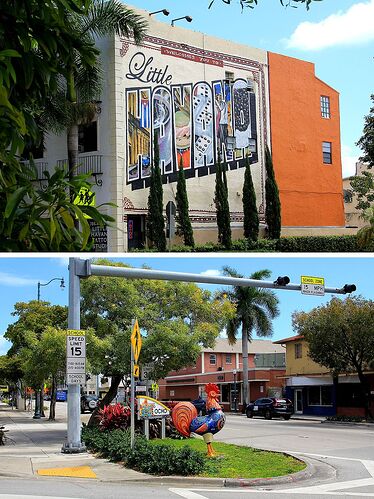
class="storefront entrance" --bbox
[294,388,303,414]
[127,215,146,250]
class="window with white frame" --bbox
[321,95,331,119]
[209,354,216,365]
[322,141,332,164]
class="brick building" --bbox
[158,339,286,412]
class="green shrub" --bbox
[279,235,359,252]
[81,426,205,476]
[325,415,373,423]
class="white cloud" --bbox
[50,257,70,268]
[0,272,38,287]
[200,269,222,277]
[342,144,359,178]
[285,0,374,51]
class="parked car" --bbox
[81,395,99,413]
[246,397,293,420]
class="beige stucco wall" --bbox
[343,162,369,231]
[284,339,327,376]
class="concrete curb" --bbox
[321,420,374,428]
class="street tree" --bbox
[80,259,235,425]
[215,154,232,249]
[350,170,374,214]
[208,0,322,10]
[265,146,281,239]
[176,161,195,247]
[292,296,374,418]
[147,132,166,251]
[219,266,280,407]
[356,206,374,250]
[356,94,374,170]
[243,155,259,242]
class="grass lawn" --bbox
[150,437,306,479]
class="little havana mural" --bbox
[126,52,258,190]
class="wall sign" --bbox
[88,220,108,252]
[137,396,170,419]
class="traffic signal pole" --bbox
[63,258,356,452]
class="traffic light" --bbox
[343,284,356,294]
[273,276,290,286]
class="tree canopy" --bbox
[356,94,374,170]
[292,296,374,417]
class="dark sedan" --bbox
[246,397,293,420]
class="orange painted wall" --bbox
[268,52,345,227]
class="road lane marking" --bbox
[362,460,374,478]
[169,489,209,499]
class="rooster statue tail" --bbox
[171,402,197,437]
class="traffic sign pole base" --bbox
[61,443,87,454]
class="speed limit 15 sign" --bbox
[67,334,86,358]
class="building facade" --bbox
[274,335,374,417]
[343,162,370,230]
[40,7,346,251]
[158,339,286,412]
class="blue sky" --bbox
[0,256,373,355]
[126,0,374,177]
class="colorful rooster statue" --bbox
[171,383,226,457]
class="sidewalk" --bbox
[0,402,148,482]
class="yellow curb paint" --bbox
[37,466,97,479]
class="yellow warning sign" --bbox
[131,320,142,363]
[301,276,325,286]
[73,187,96,207]
[133,364,140,378]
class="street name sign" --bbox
[66,331,86,385]
[301,276,325,296]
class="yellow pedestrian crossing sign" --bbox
[74,187,96,207]
[131,320,142,364]
[133,364,140,378]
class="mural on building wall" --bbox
[126,51,258,190]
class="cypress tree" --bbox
[147,131,166,251]
[176,159,194,247]
[242,154,259,241]
[265,145,281,239]
[215,153,232,249]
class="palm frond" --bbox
[252,308,273,338]
[82,0,148,44]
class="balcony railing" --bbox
[57,154,103,185]
[21,160,49,181]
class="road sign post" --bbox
[130,319,141,450]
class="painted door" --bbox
[127,215,146,250]
[294,388,303,414]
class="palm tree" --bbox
[43,0,147,195]
[221,267,280,408]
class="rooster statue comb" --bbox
[171,383,226,457]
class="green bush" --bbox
[326,415,373,423]
[81,426,205,476]
[279,235,359,252]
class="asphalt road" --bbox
[1,411,374,498]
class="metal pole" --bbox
[130,319,135,450]
[37,282,41,302]
[233,370,237,413]
[62,258,86,453]
[89,264,351,295]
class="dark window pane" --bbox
[78,121,97,153]
[308,386,320,405]
[321,386,333,406]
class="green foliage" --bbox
[356,94,374,170]
[176,163,194,247]
[215,155,232,249]
[0,0,144,250]
[0,166,114,251]
[82,426,205,476]
[0,356,23,385]
[326,415,370,423]
[350,170,374,214]
[147,132,166,251]
[242,155,259,241]
[97,403,131,431]
[80,259,235,406]
[279,235,359,252]
[265,146,281,239]
[356,206,374,250]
